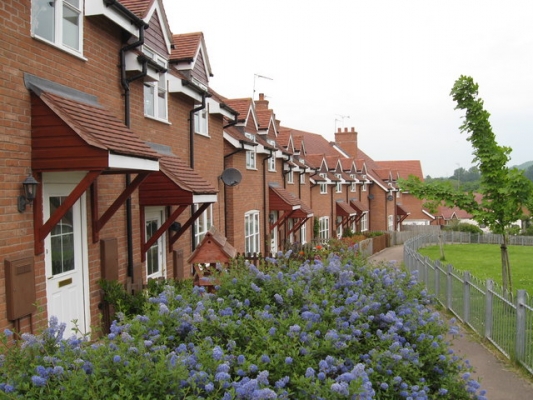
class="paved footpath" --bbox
[368,245,533,400]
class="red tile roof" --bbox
[119,0,155,18]
[40,92,159,160]
[170,32,202,61]
[224,98,253,123]
[159,155,217,195]
[336,201,357,216]
[376,160,424,180]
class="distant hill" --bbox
[513,161,533,170]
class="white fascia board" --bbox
[167,75,203,101]
[292,205,302,210]
[193,194,218,204]
[108,153,159,171]
[422,209,436,219]
[367,173,388,191]
[207,98,235,119]
[223,132,255,150]
[85,3,139,37]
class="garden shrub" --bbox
[0,251,486,399]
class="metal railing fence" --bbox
[404,233,533,374]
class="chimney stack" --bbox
[255,93,269,110]
[335,127,358,157]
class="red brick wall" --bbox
[0,2,224,333]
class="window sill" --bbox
[195,131,211,138]
[32,35,87,61]
[145,115,171,125]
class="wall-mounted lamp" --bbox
[17,174,39,213]
[269,213,275,224]
[169,221,182,232]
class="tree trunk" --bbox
[500,234,512,298]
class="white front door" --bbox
[145,208,166,279]
[44,180,89,336]
[270,211,278,254]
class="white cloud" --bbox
[163,0,533,176]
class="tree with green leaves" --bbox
[400,75,533,296]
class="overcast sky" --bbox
[163,0,533,178]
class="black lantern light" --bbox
[18,174,39,213]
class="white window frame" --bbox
[361,213,368,232]
[287,169,294,184]
[319,173,327,194]
[299,172,305,185]
[194,104,209,136]
[300,221,307,245]
[194,204,213,246]
[245,133,257,169]
[145,207,167,279]
[267,140,276,171]
[245,210,260,254]
[388,214,394,231]
[335,174,342,193]
[319,216,330,240]
[350,174,357,193]
[31,0,84,56]
[143,49,168,122]
[362,175,367,192]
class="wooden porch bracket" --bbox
[91,172,150,243]
[269,210,297,232]
[35,170,101,255]
[141,204,187,262]
[169,203,210,247]
[287,217,310,236]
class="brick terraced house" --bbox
[0,0,430,336]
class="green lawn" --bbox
[418,244,533,295]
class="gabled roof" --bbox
[305,154,330,172]
[187,226,237,264]
[122,0,173,53]
[170,32,213,86]
[223,98,258,133]
[376,160,424,180]
[279,127,339,157]
[119,0,154,17]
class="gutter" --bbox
[116,6,149,279]
[262,149,274,255]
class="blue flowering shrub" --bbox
[0,250,486,399]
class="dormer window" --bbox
[31,0,84,55]
[194,105,208,135]
[350,174,357,192]
[287,169,294,184]
[143,49,168,122]
[267,140,276,171]
[319,173,327,194]
[245,133,256,169]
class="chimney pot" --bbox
[344,127,348,132]
[259,93,264,100]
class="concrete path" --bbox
[368,245,533,400]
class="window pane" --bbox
[146,219,159,276]
[144,84,154,116]
[33,0,55,42]
[62,4,80,50]
[50,196,75,275]
[157,89,166,119]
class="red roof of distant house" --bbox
[377,160,424,180]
